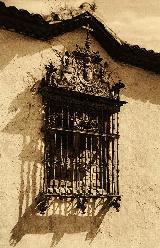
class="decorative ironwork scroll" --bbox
[44,33,113,98]
[38,34,126,214]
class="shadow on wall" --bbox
[2,83,44,215]
[10,197,111,247]
[118,65,160,105]
[0,29,51,70]
[2,84,112,247]
[0,28,88,71]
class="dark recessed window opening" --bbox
[45,99,118,197]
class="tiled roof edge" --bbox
[1,1,160,74]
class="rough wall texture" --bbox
[0,28,160,248]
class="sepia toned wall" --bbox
[0,28,160,248]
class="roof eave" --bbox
[1,1,160,74]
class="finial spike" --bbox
[85,24,91,50]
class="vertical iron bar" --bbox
[72,134,75,195]
[106,114,110,194]
[66,106,70,195]
[47,104,51,189]
[85,135,87,195]
[61,107,63,128]
[67,106,70,129]
[60,132,62,194]
[112,114,115,195]
[96,115,98,195]
[99,109,103,195]
[103,112,108,195]
[75,134,78,195]
[43,102,47,194]
[66,131,68,195]
[51,105,55,193]
[45,101,50,193]
[90,135,93,195]
[104,133,107,194]
[100,136,103,195]
[53,132,56,193]
[73,110,76,194]
[84,110,87,195]
[75,127,79,196]
[101,108,104,196]
[117,112,120,195]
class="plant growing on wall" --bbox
[48,1,97,22]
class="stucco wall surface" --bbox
[0,28,160,248]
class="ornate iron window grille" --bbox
[37,35,126,214]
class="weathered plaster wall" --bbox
[0,28,160,248]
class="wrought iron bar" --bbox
[90,135,93,195]
[116,112,120,195]
[111,114,116,195]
